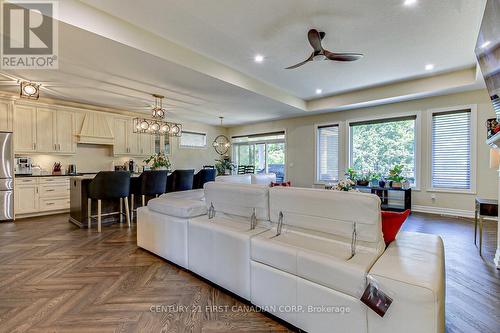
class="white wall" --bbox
[228,89,497,215]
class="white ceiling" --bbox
[0,23,303,125]
[0,0,488,126]
[82,0,486,99]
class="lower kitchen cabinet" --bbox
[14,177,70,218]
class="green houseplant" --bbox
[356,172,371,187]
[215,158,235,176]
[345,167,358,181]
[143,152,171,170]
[387,164,406,189]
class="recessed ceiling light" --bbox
[425,64,435,71]
[403,0,417,6]
[19,81,40,99]
[315,89,323,95]
[481,41,491,49]
[254,54,264,63]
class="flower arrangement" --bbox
[143,152,171,170]
[333,178,358,192]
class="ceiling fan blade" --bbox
[324,50,363,62]
[285,53,314,69]
[308,29,323,52]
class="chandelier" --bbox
[133,94,182,136]
[212,117,231,155]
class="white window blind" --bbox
[317,125,339,182]
[180,131,206,148]
[431,110,471,189]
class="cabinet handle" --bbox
[58,143,61,150]
[46,189,55,192]
[46,202,55,206]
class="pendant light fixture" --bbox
[133,94,182,136]
[212,117,231,155]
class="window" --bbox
[431,110,472,190]
[179,131,206,148]
[349,116,417,185]
[316,125,339,182]
[232,132,286,182]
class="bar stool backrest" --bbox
[140,170,168,196]
[167,169,195,192]
[88,171,131,200]
[193,169,216,189]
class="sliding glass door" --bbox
[232,132,286,181]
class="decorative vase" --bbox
[391,182,402,189]
[154,166,168,171]
[356,180,369,187]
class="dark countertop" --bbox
[16,172,142,178]
[15,173,94,178]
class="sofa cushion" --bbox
[215,174,251,184]
[251,173,276,185]
[251,229,381,298]
[204,182,269,220]
[160,189,205,201]
[147,197,207,218]
[269,187,384,246]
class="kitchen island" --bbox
[69,173,139,228]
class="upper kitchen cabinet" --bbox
[36,108,56,153]
[55,110,75,154]
[0,99,13,132]
[13,105,37,152]
[113,117,148,156]
[14,105,76,154]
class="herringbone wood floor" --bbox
[0,213,498,333]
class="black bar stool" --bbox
[130,170,168,219]
[166,169,194,192]
[193,169,216,189]
[87,171,131,232]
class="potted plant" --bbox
[387,164,406,189]
[370,172,381,187]
[356,172,370,187]
[345,167,358,181]
[143,152,171,171]
[215,158,235,176]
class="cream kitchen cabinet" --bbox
[14,106,75,154]
[54,110,75,154]
[14,177,70,218]
[36,108,56,152]
[13,105,37,152]
[0,99,13,132]
[14,178,38,214]
[113,117,151,156]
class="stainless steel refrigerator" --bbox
[0,132,13,221]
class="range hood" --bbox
[77,113,114,145]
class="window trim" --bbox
[314,121,343,184]
[231,129,288,179]
[427,105,477,194]
[346,111,422,190]
[179,130,207,149]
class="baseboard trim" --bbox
[411,205,497,221]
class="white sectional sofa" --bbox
[215,173,276,185]
[137,189,206,268]
[136,182,445,333]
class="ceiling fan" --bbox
[285,29,363,69]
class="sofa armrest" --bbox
[367,232,445,333]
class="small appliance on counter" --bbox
[14,157,32,175]
[67,164,77,175]
[128,159,135,172]
[114,165,126,171]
